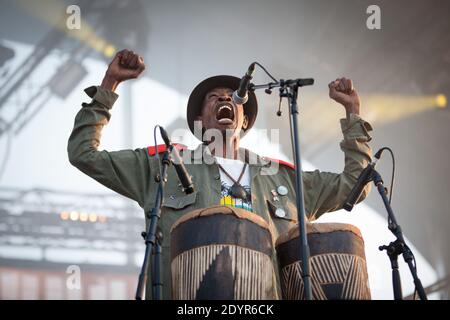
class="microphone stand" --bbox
[250,78,314,300]
[348,163,427,300]
[135,148,171,300]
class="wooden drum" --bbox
[276,223,371,300]
[170,205,277,300]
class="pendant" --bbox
[230,183,248,201]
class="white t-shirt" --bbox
[215,156,253,212]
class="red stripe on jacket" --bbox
[147,143,188,156]
[146,146,294,170]
[262,157,295,170]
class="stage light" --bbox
[349,94,449,125]
[79,212,88,222]
[296,91,450,147]
[436,94,447,108]
[69,211,79,221]
[59,211,105,223]
[60,211,69,220]
[88,213,98,222]
[103,45,116,58]
[88,38,106,52]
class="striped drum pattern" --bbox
[170,206,277,300]
[276,223,371,300]
[280,253,371,300]
[171,244,275,300]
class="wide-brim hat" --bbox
[186,75,258,140]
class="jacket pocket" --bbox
[162,191,198,210]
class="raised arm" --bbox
[303,77,373,220]
[67,50,151,207]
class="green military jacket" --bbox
[68,86,373,299]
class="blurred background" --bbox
[0,0,449,300]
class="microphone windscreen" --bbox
[159,126,171,146]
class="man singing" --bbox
[68,49,373,299]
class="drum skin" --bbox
[170,205,277,300]
[276,223,371,300]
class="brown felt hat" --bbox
[186,75,258,140]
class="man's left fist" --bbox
[328,77,360,115]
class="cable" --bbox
[374,147,395,204]
[374,147,396,240]
[253,61,278,82]
[153,125,163,180]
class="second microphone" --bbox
[159,126,195,194]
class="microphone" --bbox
[232,62,256,105]
[283,78,315,87]
[343,158,378,211]
[159,126,195,194]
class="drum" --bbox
[170,205,277,300]
[276,223,371,300]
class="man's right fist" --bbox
[105,49,146,83]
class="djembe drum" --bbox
[276,223,371,300]
[170,205,277,300]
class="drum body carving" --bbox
[170,205,277,300]
[276,223,371,300]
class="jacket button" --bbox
[215,175,220,180]
[277,185,288,196]
[275,208,286,218]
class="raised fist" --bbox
[328,77,360,115]
[105,49,146,83]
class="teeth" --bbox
[218,105,232,112]
[216,104,234,124]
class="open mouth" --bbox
[215,103,235,125]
